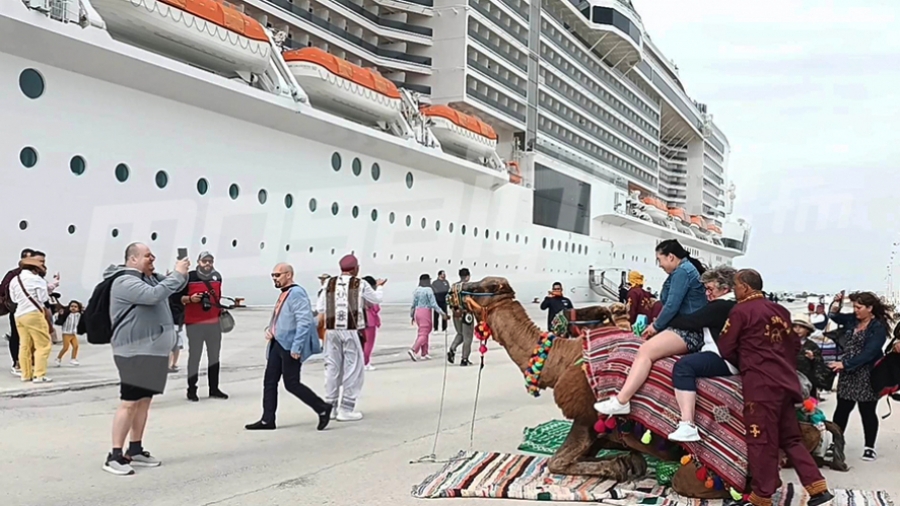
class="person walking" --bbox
[180,251,228,402]
[103,243,187,476]
[432,270,450,333]
[318,254,385,421]
[2,248,35,376]
[540,281,574,331]
[361,276,381,371]
[827,291,891,461]
[408,273,447,361]
[54,300,83,366]
[447,268,474,366]
[245,263,331,431]
[9,255,56,383]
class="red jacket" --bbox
[181,270,223,325]
[626,286,654,324]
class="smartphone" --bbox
[177,248,188,260]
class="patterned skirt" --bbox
[670,328,704,353]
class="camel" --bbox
[456,276,847,496]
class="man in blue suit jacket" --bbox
[246,263,331,431]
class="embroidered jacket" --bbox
[316,275,384,330]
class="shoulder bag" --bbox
[202,279,235,334]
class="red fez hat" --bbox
[339,254,358,271]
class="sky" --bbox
[633,0,900,294]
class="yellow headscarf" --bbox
[628,270,644,287]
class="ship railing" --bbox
[587,268,622,302]
[23,0,105,28]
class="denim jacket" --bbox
[654,258,707,330]
[828,311,887,372]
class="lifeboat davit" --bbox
[421,106,498,160]
[640,197,668,220]
[92,0,271,75]
[284,48,402,125]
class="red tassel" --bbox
[704,478,714,489]
[695,467,708,481]
[605,417,618,430]
[594,417,606,433]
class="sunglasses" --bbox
[271,272,287,278]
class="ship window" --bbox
[542,238,546,249]
[201,236,207,245]
[352,205,359,218]
[285,194,294,208]
[371,209,378,221]
[406,215,412,227]
[20,147,38,168]
[229,184,240,199]
[406,172,414,189]
[115,163,129,182]
[461,225,467,235]
[285,244,291,251]
[331,152,341,171]
[197,178,209,195]
[331,202,339,215]
[258,189,268,204]
[474,227,479,237]
[505,233,509,241]
[371,163,381,181]
[260,242,265,249]
[435,220,441,231]
[111,228,119,238]
[352,158,362,176]
[525,237,528,244]
[232,239,238,248]
[516,234,519,243]
[449,223,454,233]
[309,246,314,253]
[67,225,76,235]
[19,69,45,99]
[70,156,86,176]
[331,248,335,255]
[421,218,426,229]
[389,212,395,224]
[484,229,489,239]
[151,232,158,241]
[155,171,168,189]
[565,243,569,252]
[18,220,27,230]
[309,198,317,212]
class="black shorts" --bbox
[114,355,169,401]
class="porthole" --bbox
[516,235,520,243]
[406,215,412,227]
[390,254,394,260]
[229,184,240,200]
[420,257,425,263]
[331,152,341,171]
[309,246,314,253]
[309,198,317,212]
[421,217,426,229]
[285,194,293,208]
[373,252,377,258]
[285,244,291,251]
[331,248,336,255]
[201,236,207,245]
[405,172,414,189]
[371,163,381,181]
[474,227,479,237]
[155,171,168,189]
[18,220,27,230]
[352,158,362,176]
[352,205,359,218]
[232,239,238,248]
[197,178,209,195]
[371,209,378,221]
[550,239,554,249]
[558,242,562,251]
[111,228,119,238]
[525,237,529,244]
[20,147,38,168]
[542,238,547,249]
[115,163,129,182]
[506,233,510,241]
[331,202,339,215]
[435,220,441,231]
[260,242,265,250]
[67,224,76,235]
[449,223,454,233]
[565,243,569,252]
[19,68,44,99]
[70,156,86,176]
[585,247,588,255]
[150,232,158,241]
[258,189,268,204]
[461,225,467,235]
[485,229,490,239]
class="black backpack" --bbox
[0,268,21,317]
[872,338,900,399]
[83,271,136,345]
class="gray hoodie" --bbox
[104,265,187,358]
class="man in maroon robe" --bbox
[717,269,832,506]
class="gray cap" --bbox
[197,250,214,261]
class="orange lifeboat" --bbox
[690,215,707,230]
[91,0,271,74]
[284,48,402,124]
[507,161,523,185]
[421,105,499,159]
[667,207,689,223]
[640,197,667,219]
[706,224,723,235]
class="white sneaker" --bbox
[594,396,631,415]
[10,366,20,377]
[364,364,375,371]
[407,349,418,362]
[668,422,701,442]
[54,358,62,367]
[422,354,433,360]
[329,404,338,420]
[336,410,363,422]
[32,376,53,383]
[70,359,80,366]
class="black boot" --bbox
[317,405,332,431]
[245,420,276,431]
[447,349,456,364]
[187,389,199,402]
[460,359,471,366]
[209,389,229,400]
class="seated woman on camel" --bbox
[594,239,708,417]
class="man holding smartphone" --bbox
[180,251,228,402]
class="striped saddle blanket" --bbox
[582,327,748,491]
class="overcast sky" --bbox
[634,0,899,294]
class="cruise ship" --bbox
[0,0,750,304]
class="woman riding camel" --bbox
[595,239,707,416]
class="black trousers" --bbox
[263,340,328,424]
[186,323,222,392]
[433,300,448,332]
[833,397,879,448]
[8,312,19,367]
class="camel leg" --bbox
[548,419,647,479]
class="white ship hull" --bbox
[0,2,746,305]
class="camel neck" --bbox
[485,303,543,373]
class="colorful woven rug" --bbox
[582,327,748,490]
[411,451,893,506]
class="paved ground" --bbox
[0,304,897,505]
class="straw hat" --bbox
[317,273,331,280]
[792,313,816,334]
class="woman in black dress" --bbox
[827,291,892,461]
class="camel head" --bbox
[457,276,516,315]
[551,306,617,338]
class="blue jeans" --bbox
[672,351,733,391]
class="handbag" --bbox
[872,338,900,399]
[202,279,235,334]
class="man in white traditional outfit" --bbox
[317,254,385,421]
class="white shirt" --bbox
[699,292,739,375]
[10,269,49,318]
[316,275,384,329]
